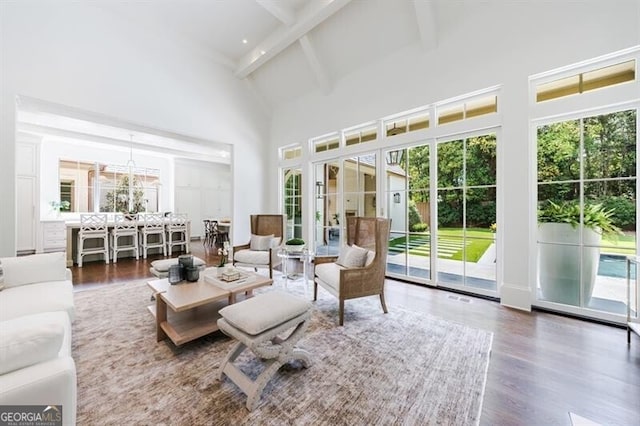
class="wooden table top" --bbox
[147,267,272,312]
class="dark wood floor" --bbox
[72,243,640,425]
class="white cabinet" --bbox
[16,176,37,254]
[42,221,67,253]
[174,159,231,240]
[16,137,40,255]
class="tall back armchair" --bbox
[313,216,391,325]
[232,215,285,279]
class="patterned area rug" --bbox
[73,280,493,425]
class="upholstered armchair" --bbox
[232,215,285,279]
[313,216,391,325]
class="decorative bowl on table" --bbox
[284,238,306,253]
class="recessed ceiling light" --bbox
[242,39,247,44]
[260,50,266,55]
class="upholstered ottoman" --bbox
[149,256,206,278]
[217,290,312,411]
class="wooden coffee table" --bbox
[147,267,272,346]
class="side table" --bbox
[277,249,314,291]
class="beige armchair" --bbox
[232,215,285,279]
[313,217,391,325]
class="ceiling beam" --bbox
[235,0,352,79]
[255,0,295,26]
[299,35,331,94]
[413,0,438,51]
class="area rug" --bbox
[73,280,493,425]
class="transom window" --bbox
[385,113,430,137]
[313,135,340,153]
[344,126,377,146]
[437,95,498,125]
[281,145,302,160]
[536,60,636,102]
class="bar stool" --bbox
[77,213,109,267]
[139,213,167,259]
[110,213,139,263]
[166,213,189,255]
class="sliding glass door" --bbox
[314,154,377,255]
[437,134,497,292]
[385,145,432,280]
[385,132,497,294]
[536,109,637,315]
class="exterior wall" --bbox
[268,1,640,310]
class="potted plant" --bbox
[285,238,306,253]
[50,200,70,217]
[538,201,621,306]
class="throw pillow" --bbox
[0,317,64,375]
[0,252,67,288]
[336,244,369,268]
[250,234,274,251]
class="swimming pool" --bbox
[599,253,636,279]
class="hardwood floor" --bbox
[72,243,640,425]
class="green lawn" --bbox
[389,228,495,262]
[601,232,636,255]
[389,228,636,261]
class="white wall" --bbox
[269,1,640,309]
[0,2,270,256]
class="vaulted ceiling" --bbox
[97,0,438,109]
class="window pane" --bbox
[466,96,497,118]
[466,134,496,186]
[437,140,464,188]
[536,75,580,102]
[584,180,636,249]
[438,105,464,125]
[537,120,580,182]
[583,110,637,180]
[408,114,429,131]
[408,145,428,192]
[582,60,635,93]
[386,120,407,136]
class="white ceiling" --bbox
[96,0,436,108]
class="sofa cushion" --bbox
[315,262,344,293]
[150,256,205,273]
[0,314,66,375]
[233,249,270,265]
[336,244,369,268]
[0,281,75,322]
[250,234,274,251]
[0,252,67,288]
[219,290,311,336]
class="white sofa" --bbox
[0,252,76,426]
